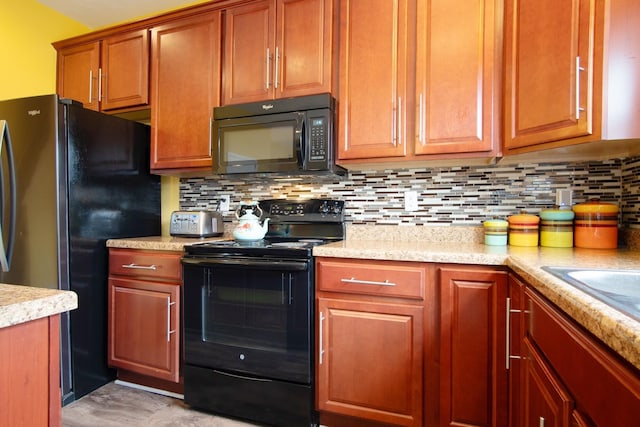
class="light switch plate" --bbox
[405,190,419,211]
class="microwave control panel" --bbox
[309,117,327,161]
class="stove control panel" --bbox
[261,199,344,222]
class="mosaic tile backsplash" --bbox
[180,156,640,226]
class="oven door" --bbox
[212,112,305,174]
[182,257,313,384]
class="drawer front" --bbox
[109,248,182,282]
[316,258,425,299]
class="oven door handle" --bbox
[182,257,308,271]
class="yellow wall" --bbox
[0,0,89,100]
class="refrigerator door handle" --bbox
[0,120,17,272]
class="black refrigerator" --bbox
[0,94,161,405]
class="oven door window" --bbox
[214,112,303,174]
[183,261,312,384]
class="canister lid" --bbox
[484,220,508,228]
[507,213,540,225]
[539,209,575,220]
[573,199,618,214]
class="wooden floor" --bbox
[61,382,261,427]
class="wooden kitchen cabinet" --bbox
[414,0,500,157]
[438,266,508,427]
[337,0,410,160]
[504,0,640,153]
[56,41,101,111]
[108,248,182,384]
[523,337,574,427]
[0,316,61,427]
[521,285,640,427]
[316,257,425,427]
[150,11,222,173]
[222,0,334,105]
[55,29,149,112]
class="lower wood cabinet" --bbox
[107,248,182,386]
[0,316,61,427]
[517,282,640,427]
[316,258,426,427]
[439,266,509,427]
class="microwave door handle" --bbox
[0,120,17,272]
[295,113,305,168]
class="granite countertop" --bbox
[107,229,640,371]
[106,235,229,251]
[0,284,78,329]
[313,240,640,371]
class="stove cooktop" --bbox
[185,237,338,258]
[185,199,345,258]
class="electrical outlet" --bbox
[405,190,419,212]
[219,195,230,212]
[556,189,572,208]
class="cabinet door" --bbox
[100,29,149,111]
[337,0,409,160]
[150,11,221,171]
[439,267,508,427]
[223,0,274,105]
[523,338,573,427]
[504,0,594,149]
[276,0,333,98]
[508,275,527,427]
[415,0,498,155]
[57,41,100,111]
[317,297,423,426]
[108,277,180,382]
[0,316,60,427]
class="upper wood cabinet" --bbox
[56,41,101,111]
[504,0,640,153]
[55,29,149,112]
[149,11,222,173]
[337,0,410,160]
[222,0,335,105]
[414,0,500,157]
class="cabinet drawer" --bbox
[316,258,425,300]
[109,248,182,282]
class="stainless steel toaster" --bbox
[170,211,224,237]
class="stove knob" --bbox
[333,203,342,214]
[320,201,329,214]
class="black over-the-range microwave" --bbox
[211,93,344,176]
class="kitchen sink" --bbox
[541,266,640,321]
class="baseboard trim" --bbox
[114,379,184,400]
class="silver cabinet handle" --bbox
[266,48,271,90]
[88,69,93,103]
[397,96,402,146]
[319,311,325,365]
[539,417,545,427]
[167,298,176,342]
[341,277,397,286]
[274,47,280,89]
[121,263,157,270]
[575,56,585,119]
[506,297,523,369]
[98,67,103,102]
[417,93,424,144]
